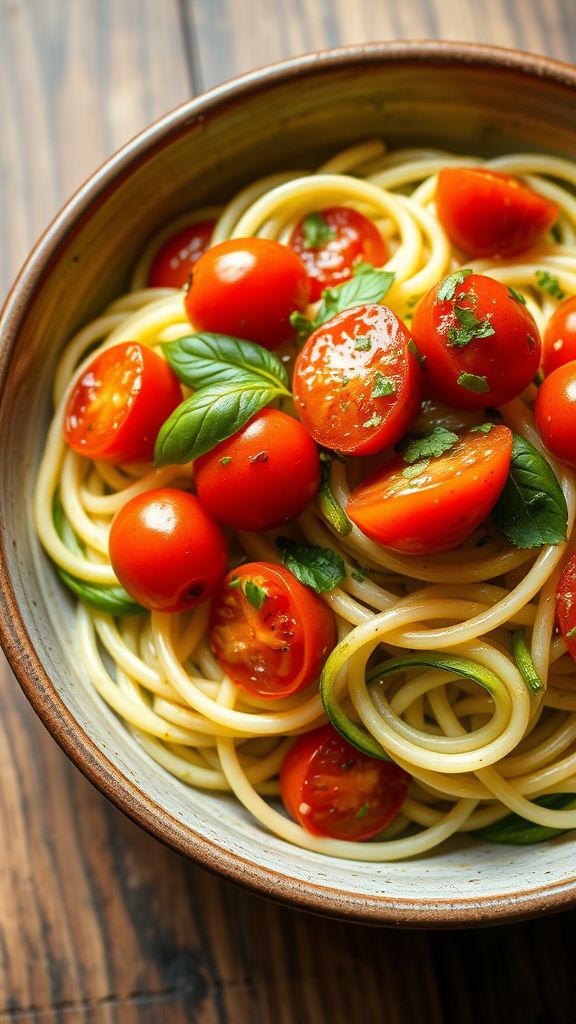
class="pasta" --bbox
[34,140,576,860]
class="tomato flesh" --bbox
[436,167,558,257]
[346,425,513,554]
[109,489,228,612]
[280,724,408,840]
[147,220,215,288]
[209,563,335,699]
[64,342,182,464]
[411,273,541,410]
[289,206,388,301]
[293,304,423,456]
[194,409,320,531]
[556,555,576,663]
[542,296,576,376]
[534,361,576,467]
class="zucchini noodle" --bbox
[34,142,576,860]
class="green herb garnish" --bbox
[493,434,568,549]
[276,537,346,594]
[436,269,473,302]
[370,371,396,398]
[457,372,490,394]
[302,211,336,249]
[447,306,495,348]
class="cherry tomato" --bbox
[147,220,215,288]
[64,342,182,464]
[194,409,320,531]
[436,167,558,257]
[288,207,388,301]
[346,425,513,555]
[209,563,335,699]
[534,361,576,467]
[542,296,576,376]
[292,304,423,456]
[109,488,228,612]
[411,273,541,410]
[185,238,310,350]
[556,555,576,663]
[280,724,408,840]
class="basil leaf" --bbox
[473,794,576,845]
[291,264,395,340]
[436,269,472,302]
[302,212,335,249]
[276,537,346,593]
[155,376,283,466]
[163,333,289,391]
[493,434,568,549]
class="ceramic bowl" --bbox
[2,41,576,926]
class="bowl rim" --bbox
[2,38,576,927]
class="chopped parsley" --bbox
[356,803,370,819]
[470,422,494,434]
[447,305,496,348]
[407,339,426,368]
[457,372,490,394]
[403,426,458,464]
[244,580,268,610]
[302,211,336,250]
[219,456,232,465]
[370,371,396,398]
[437,268,473,302]
[354,335,372,351]
[508,286,527,305]
[363,412,383,428]
[402,460,430,479]
[229,576,242,589]
[535,270,566,300]
[567,626,576,639]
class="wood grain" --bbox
[2,0,576,1021]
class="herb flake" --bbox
[436,269,473,302]
[276,537,346,593]
[244,580,268,610]
[302,211,336,250]
[354,335,372,352]
[535,270,566,300]
[447,306,496,348]
[403,427,459,465]
[457,372,490,394]
[371,371,396,398]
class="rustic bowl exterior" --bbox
[2,42,576,926]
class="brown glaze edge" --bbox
[2,40,576,927]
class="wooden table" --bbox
[2,3,576,1021]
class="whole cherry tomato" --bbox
[147,220,215,288]
[194,409,320,531]
[279,724,408,840]
[411,272,541,410]
[209,563,335,699]
[185,238,310,350]
[109,488,228,612]
[292,304,423,456]
[289,207,388,301]
[346,425,513,555]
[542,296,576,376]
[534,361,576,467]
[64,342,182,464]
[436,167,558,257]
[556,555,576,663]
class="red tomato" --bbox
[185,238,310,350]
[436,167,558,257]
[542,296,576,376]
[534,361,576,467]
[109,489,227,612]
[346,425,513,554]
[288,207,388,301]
[194,409,320,531]
[64,342,182,464]
[411,273,541,410]
[209,563,335,699]
[147,220,215,288]
[292,304,423,456]
[280,724,408,840]
[556,555,576,663]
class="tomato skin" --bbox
[280,724,408,840]
[534,361,576,467]
[346,425,513,555]
[194,409,320,531]
[411,273,541,410]
[209,563,335,699]
[556,555,576,663]
[293,304,423,456]
[109,489,228,612]
[542,296,576,376]
[147,220,215,288]
[289,207,388,301]
[184,238,311,350]
[436,167,558,257]
[64,342,183,464]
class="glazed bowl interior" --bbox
[2,42,576,925]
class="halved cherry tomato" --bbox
[109,488,227,612]
[292,304,423,456]
[280,724,408,841]
[64,342,182,464]
[436,167,558,257]
[534,361,576,467]
[194,409,320,531]
[147,220,215,288]
[289,207,388,301]
[542,296,576,376]
[209,563,335,699]
[411,272,541,410]
[185,238,310,350]
[556,555,576,663]
[346,425,513,554]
